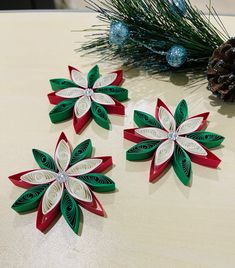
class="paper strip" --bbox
[55,139,71,171]
[154,139,175,166]
[61,189,80,234]
[42,181,63,215]
[135,127,168,140]
[33,149,58,172]
[177,136,207,156]
[78,173,115,192]
[65,177,93,203]
[70,139,92,166]
[21,170,57,185]
[67,158,103,176]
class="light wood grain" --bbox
[0,12,235,268]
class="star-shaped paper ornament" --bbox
[48,65,128,133]
[124,99,224,186]
[9,133,115,234]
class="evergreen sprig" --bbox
[79,0,229,73]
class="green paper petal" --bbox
[88,65,100,88]
[70,139,93,166]
[174,99,188,127]
[187,131,225,149]
[49,99,77,123]
[95,86,128,102]
[78,173,115,192]
[50,78,78,91]
[134,110,162,128]
[91,101,109,129]
[172,145,192,186]
[61,190,80,234]
[32,149,58,172]
[12,185,49,213]
[126,140,161,161]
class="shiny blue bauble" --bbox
[109,21,130,46]
[166,45,187,68]
[169,0,187,16]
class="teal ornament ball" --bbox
[109,21,130,46]
[166,45,187,68]
[169,0,187,16]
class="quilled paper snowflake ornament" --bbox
[124,99,224,186]
[48,65,128,133]
[9,133,115,234]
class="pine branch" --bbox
[79,0,229,73]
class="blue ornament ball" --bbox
[166,45,187,68]
[169,0,187,16]
[109,21,130,46]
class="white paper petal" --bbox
[42,181,63,215]
[21,170,57,185]
[155,139,175,166]
[158,106,176,132]
[67,158,102,176]
[71,69,88,88]
[55,87,85,98]
[93,73,117,88]
[65,177,93,202]
[91,93,115,105]
[177,136,207,156]
[177,117,203,135]
[74,96,91,119]
[135,127,168,140]
[55,139,71,171]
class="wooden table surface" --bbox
[0,12,235,268]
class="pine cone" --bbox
[207,38,235,102]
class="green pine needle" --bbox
[79,0,229,73]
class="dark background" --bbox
[0,0,55,9]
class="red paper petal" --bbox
[68,66,84,85]
[188,112,210,131]
[189,146,221,168]
[36,197,61,232]
[124,128,149,143]
[111,70,123,86]
[103,98,125,115]
[155,98,173,121]
[47,92,67,105]
[55,132,69,147]
[77,191,105,216]
[73,109,91,134]
[9,169,43,189]
[91,156,113,173]
[149,156,171,182]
